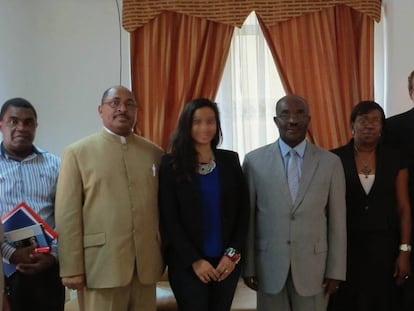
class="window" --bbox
[216,12,285,159]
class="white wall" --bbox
[382,0,414,116]
[0,0,130,156]
[0,0,412,154]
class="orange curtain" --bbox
[130,11,234,149]
[259,5,374,149]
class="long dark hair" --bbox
[169,98,223,181]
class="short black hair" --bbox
[275,94,309,115]
[0,98,37,121]
[350,100,385,125]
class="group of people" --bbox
[0,74,413,311]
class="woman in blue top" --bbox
[159,98,249,311]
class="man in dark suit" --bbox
[383,70,414,311]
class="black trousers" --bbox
[5,262,65,311]
[168,259,241,311]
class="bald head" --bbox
[101,86,135,104]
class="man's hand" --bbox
[9,246,35,265]
[243,276,258,291]
[62,274,86,290]
[322,278,340,298]
[192,259,220,283]
[16,252,55,275]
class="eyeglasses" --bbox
[355,116,382,127]
[276,112,309,122]
[103,99,137,110]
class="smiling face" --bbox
[274,96,310,148]
[191,106,217,148]
[98,86,137,137]
[0,106,37,159]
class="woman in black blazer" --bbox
[158,98,249,311]
[329,101,411,311]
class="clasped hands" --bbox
[10,246,55,275]
[192,256,236,284]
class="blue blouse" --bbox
[199,166,222,257]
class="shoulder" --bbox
[307,143,341,164]
[131,134,163,153]
[245,142,276,161]
[65,133,100,150]
[378,143,402,158]
[33,147,61,170]
[215,149,239,161]
[35,146,60,161]
[386,108,414,127]
[330,143,351,158]
[39,151,60,167]
[160,154,175,173]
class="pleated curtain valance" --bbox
[122,0,381,32]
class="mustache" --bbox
[114,113,130,119]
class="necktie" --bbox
[287,149,299,202]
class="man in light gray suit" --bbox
[242,94,347,311]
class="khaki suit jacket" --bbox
[55,130,164,288]
[242,140,347,296]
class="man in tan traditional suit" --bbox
[55,86,164,311]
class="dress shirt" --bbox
[0,143,60,260]
[279,139,307,178]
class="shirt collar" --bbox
[278,139,307,158]
[103,127,130,144]
[0,142,44,161]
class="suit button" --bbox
[365,206,369,211]
[290,215,295,220]
[287,240,291,245]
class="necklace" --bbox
[359,160,372,178]
[354,144,375,179]
[197,158,216,175]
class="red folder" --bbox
[2,201,58,242]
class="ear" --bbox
[98,104,103,116]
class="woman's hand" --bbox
[394,251,411,285]
[192,259,220,283]
[216,255,236,281]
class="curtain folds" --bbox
[258,5,374,149]
[130,11,234,149]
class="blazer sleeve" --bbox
[325,155,347,281]
[55,147,85,277]
[158,156,203,267]
[241,154,257,277]
[225,152,250,254]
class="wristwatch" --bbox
[224,247,241,264]
[400,244,412,252]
